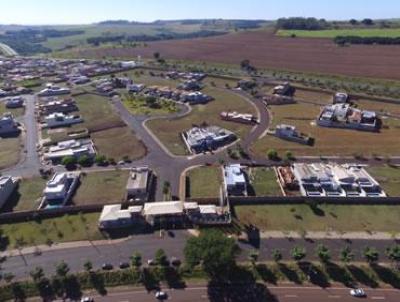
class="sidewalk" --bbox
[260,230,400,240]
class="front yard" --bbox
[248,167,282,196]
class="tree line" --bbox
[335,35,400,45]
[276,17,330,30]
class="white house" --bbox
[0,112,20,136]
[43,112,83,128]
[43,139,96,161]
[38,85,71,97]
[42,172,80,209]
[126,167,152,202]
[223,164,247,196]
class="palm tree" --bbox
[83,260,93,273]
[272,249,283,262]
[56,261,70,278]
[363,247,379,264]
[386,245,400,269]
[340,246,354,265]
[155,249,168,266]
[316,244,331,263]
[30,267,45,283]
[248,250,259,268]
[291,246,306,262]
[131,252,142,268]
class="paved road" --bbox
[3,94,41,178]
[2,230,399,280]
[71,285,400,302]
[0,42,18,56]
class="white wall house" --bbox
[43,112,83,128]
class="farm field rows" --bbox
[71,30,400,80]
[277,28,400,38]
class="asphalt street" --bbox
[2,230,399,280]
[61,285,400,302]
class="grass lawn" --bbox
[277,28,400,38]
[186,166,222,198]
[0,137,21,170]
[235,204,400,232]
[72,170,129,205]
[251,101,400,157]
[0,103,25,117]
[147,86,257,155]
[367,165,400,197]
[248,167,282,196]
[122,94,179,116]
[91,126,147,161]
[4,177,47,212]
[0,213,104,249]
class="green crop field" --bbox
[277,28,400,38]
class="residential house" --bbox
[43,112,83,128]
[333,92,349,104]
[0,112,20,136]
[182,91,212,105]
[182,126,236,154]
[43,139,96,161]
[38,98,78,115]
[38,85,71,97]
[269,124,313,145]
[220,111,258,125]
[126,167,152,202]
[223,164,247,196]
[143,201,185,226]
[42,172,80,209]
[5,96,24,108]
[98,204,144,229]
[273,82,295,96]
[0,176,17,210]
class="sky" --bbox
[0,0,399,25]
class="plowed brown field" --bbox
[77,30,400,80]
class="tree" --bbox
[184,229,239,281]
[95,155,107,166]
[3,272,14,283]
[153,52,160,60]
[83,260,93,273]
[363,246,379,264]
[30,267,45,283]
[361,18,374,26]
[155,249,168,266]
[340,246,354,265]
[291,246,306,262]
[131,252,142,268]
[248,250,259,267]
[78,155,92,167]
[285,151,295,161]
[349,19,358,25]
[272,249,283,262]
[267,149,279,161]
[386,245,400,267]
[316,244,331,263]
[61,156,77,170]
[56,261,70,278]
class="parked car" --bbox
[350,288,366,298]
[119,262,130,269]
[102,263,113,270]
[155,291,168,300]
[170,257,181,266]
[81,297,94,302]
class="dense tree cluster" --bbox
[276,17,330,30]
[334,36,400,45]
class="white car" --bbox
[81,297,94,302]
[350,288,366,298]
[155,291,168,300]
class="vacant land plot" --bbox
[74,30,400,80]
[122,94,179,116]
[186,166,222,198]
[147,87,257,155]
[4,177,46,212]
[0,103,24,117]
[72,170,129,205]
[277,28,400,38]
[251,102,400,157]
[248,167,282,196]
[0,213,103,249]
[367,165,400,197]
[91,126,146,160]
[0,137,21,169]
[235,204,400,232]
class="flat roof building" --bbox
[43,139,96,161]
[126,167,152,202]
[223,164,247,196]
